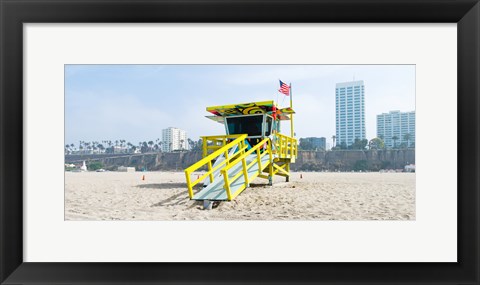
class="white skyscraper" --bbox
[162,127,187,152]
[377,111,415,148]
[335,80,366,147]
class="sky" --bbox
[65,64,415,147]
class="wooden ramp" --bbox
[203,145,238,187]
[193,153,271,201]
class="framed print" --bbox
[1,0,479,284]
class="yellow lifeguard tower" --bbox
[184,100,297,207]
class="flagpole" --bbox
[290,83,294,138]
[276,79,279,107]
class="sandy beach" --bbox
[65,171,415,221]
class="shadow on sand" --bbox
[150,191,186,207]
[136,182,189,190]
[138,182,204,208]
[249,183,269,188]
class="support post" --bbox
[290,83,294,139]
[285,162,290,182]
[208,160,214,183]
[203,200,213,210]
[268,139,273,185]
[185,171,194,199]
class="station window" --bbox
[226,114,263,137]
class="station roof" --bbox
[206,100,294,122]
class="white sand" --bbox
[65,171,415,221]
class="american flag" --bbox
[278,80,290,96]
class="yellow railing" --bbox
[185,133,296,201]
[274,133,298,159]
[201,135,243,157]
[221,137,271,200]
[184,134,247,199]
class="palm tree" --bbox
[403,133,411,148]
[148,141,154,152]
[142,141,149,153]
[331,135,336,149]
[105,140,112,153]
[187,138,194,150]
[391,136,399,149]
[86,142,92,153]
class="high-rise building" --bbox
[376,111,415,148]
[162,127,187,152]
[299,137,327,150]
[335,80,366,147]
[313,137,326,150]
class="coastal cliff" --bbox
[66,149,415,172]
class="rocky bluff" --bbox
[66,149,415,172]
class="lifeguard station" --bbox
[184,100,297,208]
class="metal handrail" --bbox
[186,133,297,201]
[184,134,247,199]
[274,133,298,158]
[221,137,271,200]
[201,134,245,157]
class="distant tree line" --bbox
[298,159,396,172]
[66,138,204,155]
[326,133,414,151]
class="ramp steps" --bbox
[193,154,271,201]
[203,145,238,187]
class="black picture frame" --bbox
[1,0,479,284]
